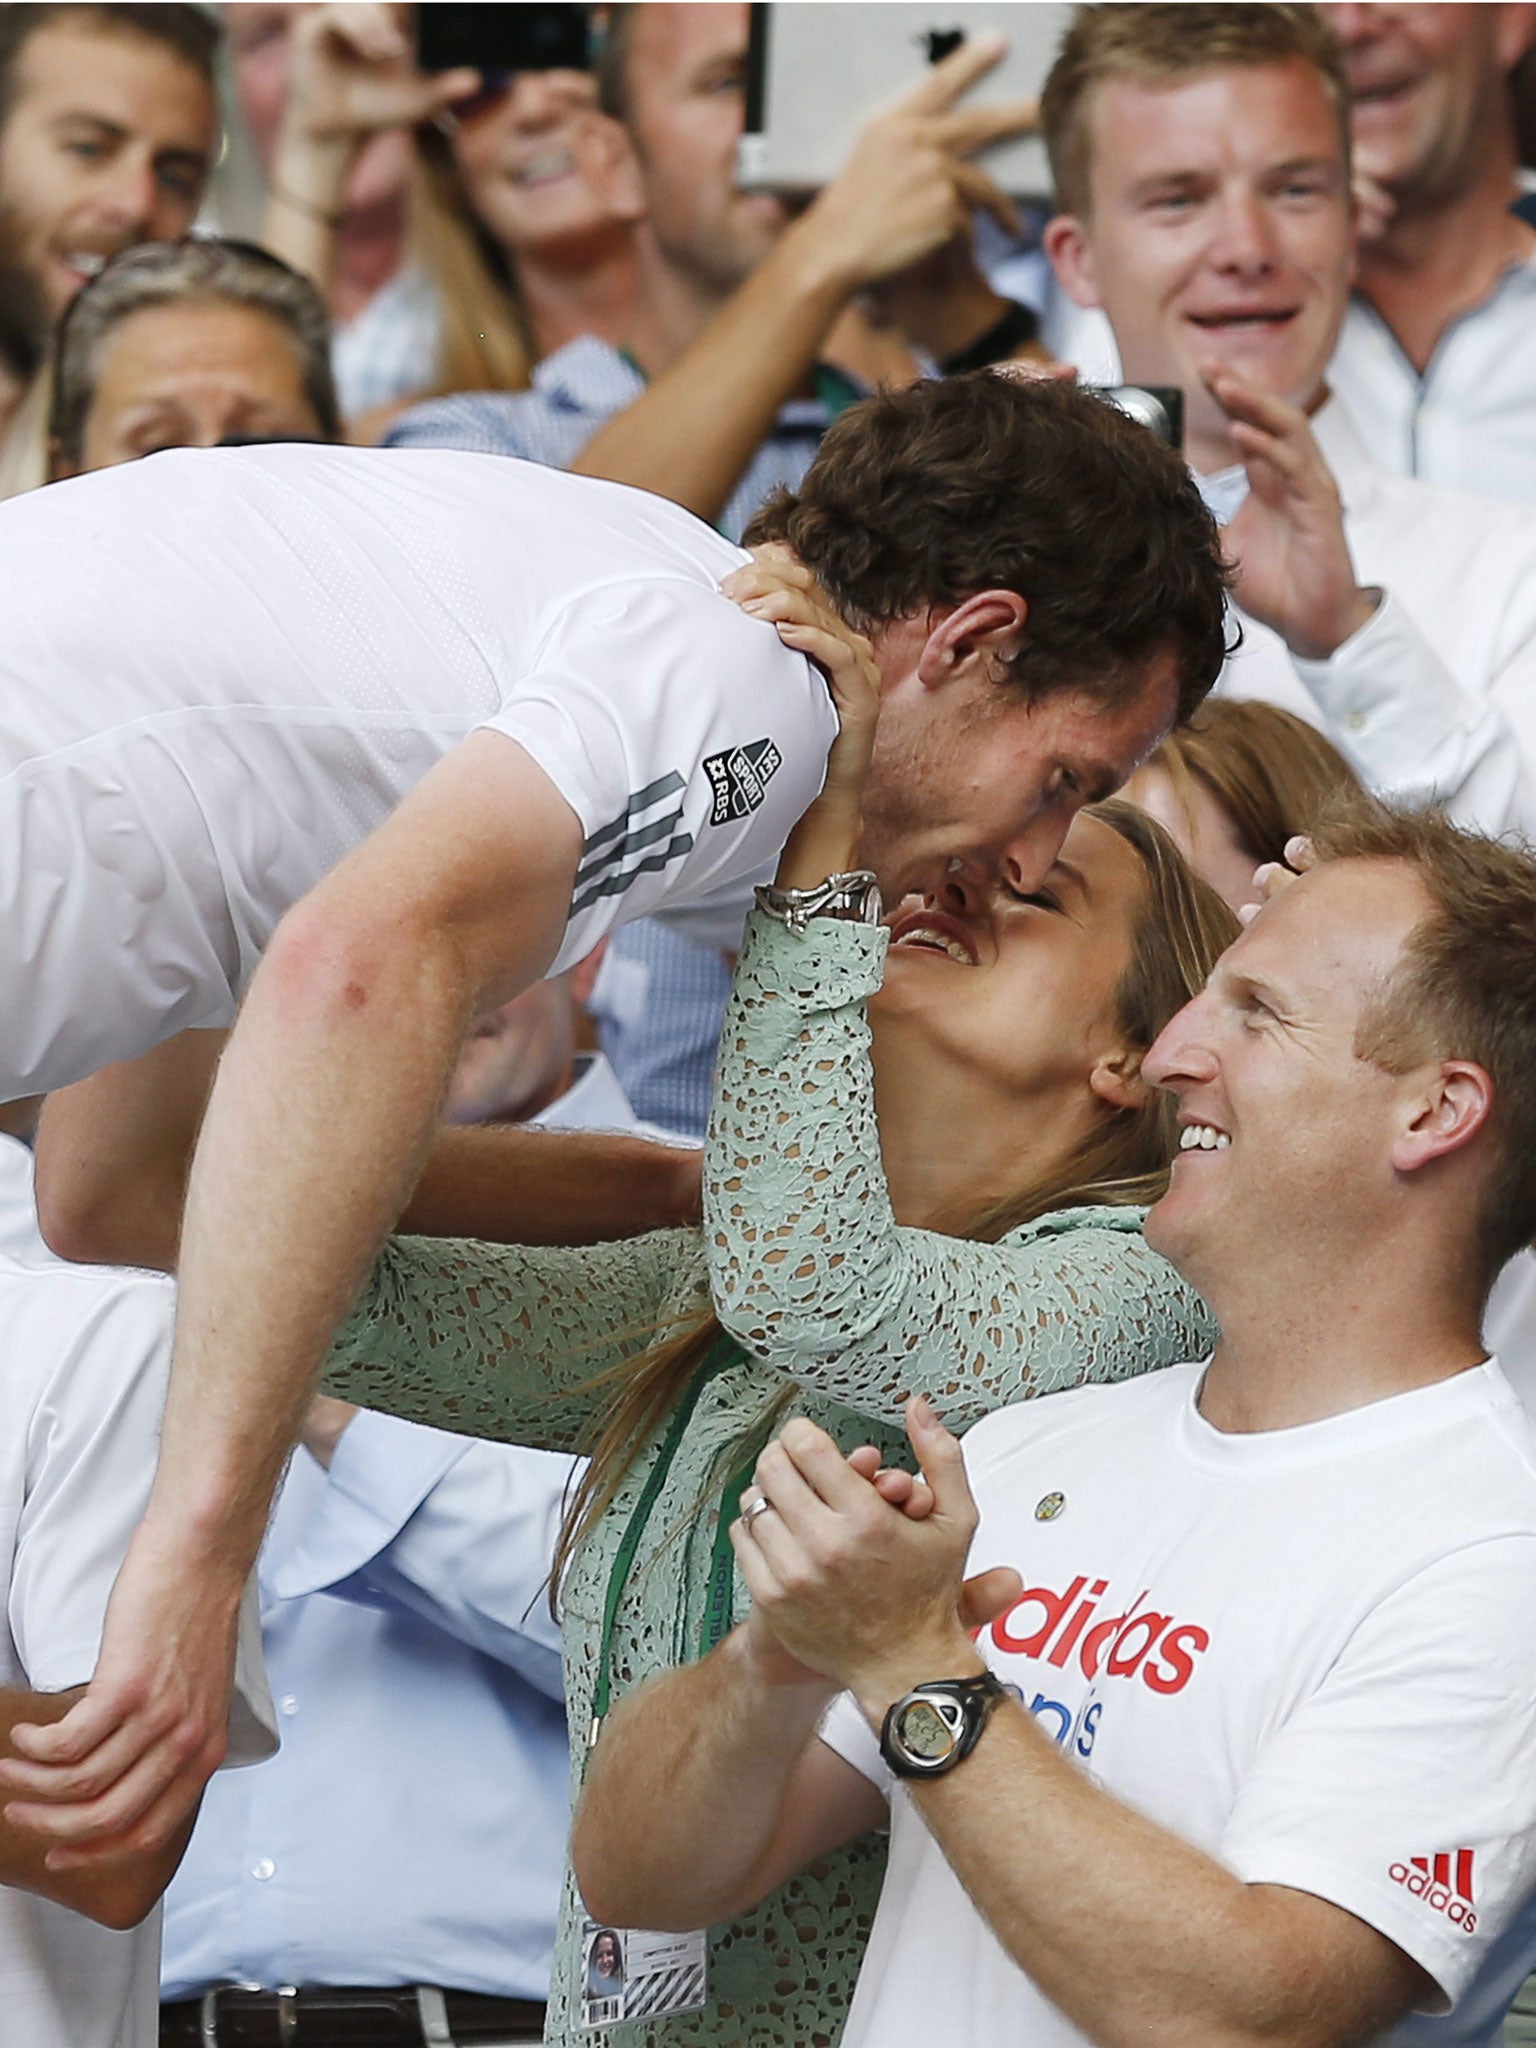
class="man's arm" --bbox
[35,1033,699,1273]
[1212,369,1536,839]
[0,1687,194,1928]
[572,1614,884,1933]
[731,1404,1429,2048]
[1,731,583,1863]
[570,37,1034,525]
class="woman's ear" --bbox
[1088,1047,1151,1113]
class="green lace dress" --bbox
[323,911,1216,2048]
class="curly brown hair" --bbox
[746,373,1233,727]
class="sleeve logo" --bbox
[704,738,783,826]
[1390,1851,1477,1932]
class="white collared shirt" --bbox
[1329,252,1536,505]
[1204,397,1536,839]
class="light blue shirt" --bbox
[161,1411,576,2000]
[382,333,856,546]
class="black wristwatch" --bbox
[879,1671,1007,1778]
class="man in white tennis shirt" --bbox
[0,374,1229,1876]
[572,802,1536,2048]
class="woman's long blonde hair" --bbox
[409,123,537,399]
[548,802,1238,1597]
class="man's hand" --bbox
[732,1398,1017,1713]
[788,36,1032,296]
[0,1524,240,1873]
[1207,367,1378,661]
[737,1434,1020,1691]
[271,3,479,222]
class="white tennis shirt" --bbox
[0,444,835,1096]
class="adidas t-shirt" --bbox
[822,1360,1536,2047]
[0,445,834,1096]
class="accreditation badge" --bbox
[579,1920,709,2030]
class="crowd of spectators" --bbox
[4,7,1536,2048]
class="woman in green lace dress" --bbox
[322,597,1237,2047]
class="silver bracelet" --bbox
[753,870,882,937]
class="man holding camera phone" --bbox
[1040,2,1536,843]
[388,5,1048,532]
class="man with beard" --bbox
[0,4,217,483]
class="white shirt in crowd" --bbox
[822,1360,1536,2048]
[0,444,834,1098]
[1329,257,1536,506]
[0,1254,275,2048]
[1204,399,1536,842]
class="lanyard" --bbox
[587,1337,759,1745]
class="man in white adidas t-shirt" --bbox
[1,376,1229,1876]
[570,803,1536,2048]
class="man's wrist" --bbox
[1287,584,1380,663]
[851,1627,988,1729]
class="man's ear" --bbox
[1088,1047,1152,1114]
[577,112,646,224]
[915,591,1028,690]
[1043,212,1102,309]
[1390,1061,1494,1176]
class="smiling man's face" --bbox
[1047,58,1353,472]
[1141,857,1429,1303]
[0,19,214,376]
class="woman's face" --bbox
[593,1933,621,1976]
[869,811,1147,1121]
[450,70,640,261]
[1124,762,1261,915]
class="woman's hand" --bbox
[721,543,880,890]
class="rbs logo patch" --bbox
[704,738,782,825]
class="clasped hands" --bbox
[730,1397,1022,1722]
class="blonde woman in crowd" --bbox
[249,3,641,427]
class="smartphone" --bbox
[416,4,593,77]
[740,3,1072,198]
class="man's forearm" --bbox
[142,912,484,1573]
[853,1645,1416,2048]
[403,1125,700,1243]
[569,222,854,524]
[573,1626,836,1932]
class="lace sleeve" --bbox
[704,912,1216,1434]
[322,1227,706,1452]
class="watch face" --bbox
[898,1698,956,1763]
